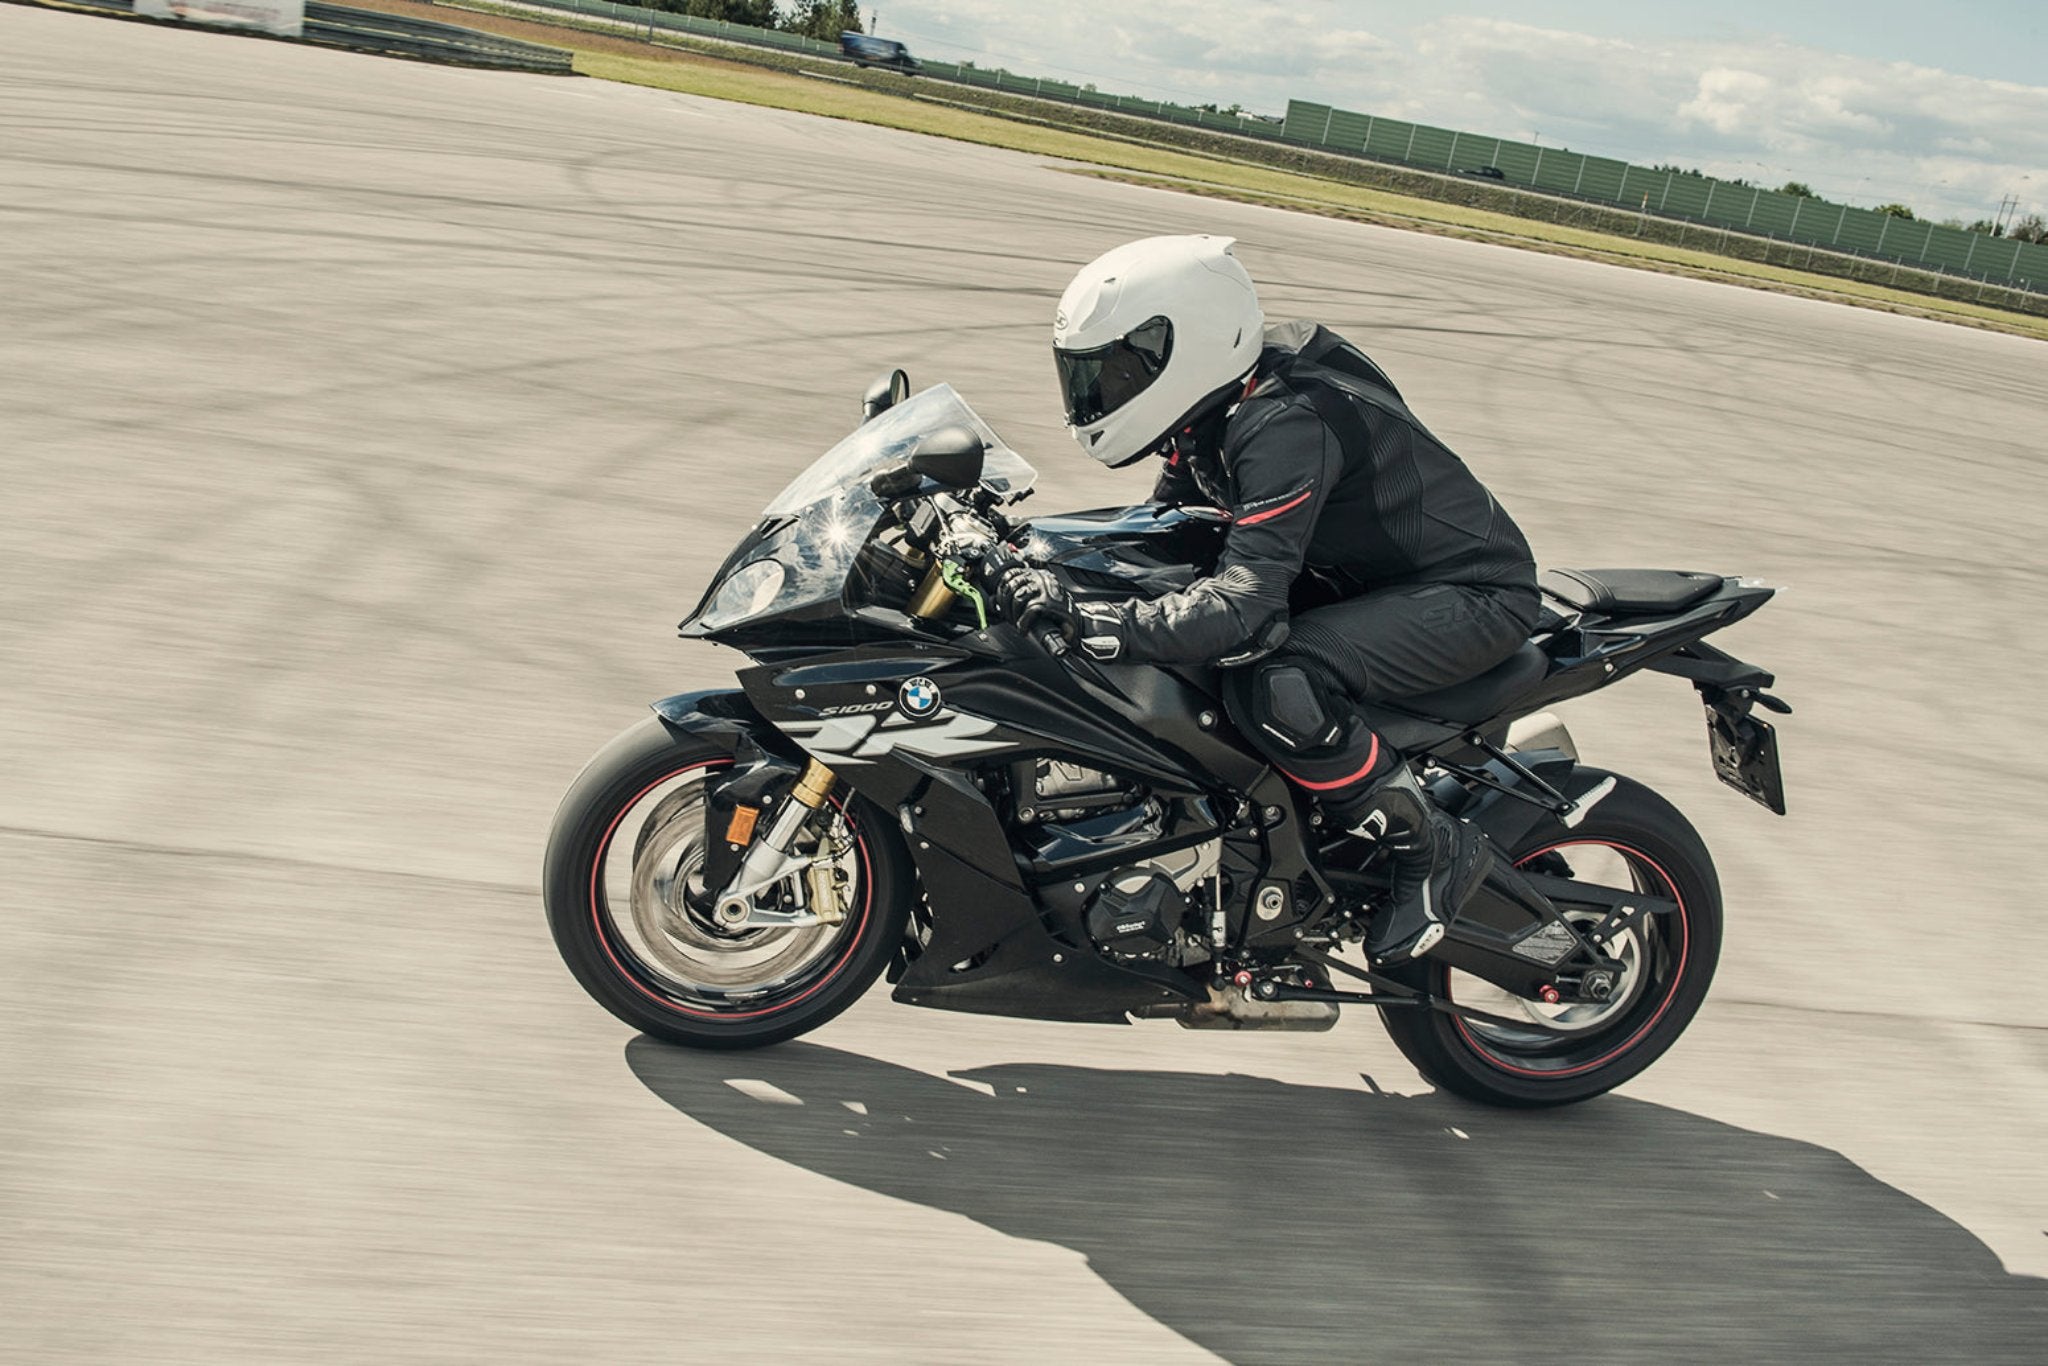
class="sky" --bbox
[865,1,2048,225]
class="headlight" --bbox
[697,559,787,629]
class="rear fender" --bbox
[1455,748,1603,858]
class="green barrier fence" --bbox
[1283,98,2047,290]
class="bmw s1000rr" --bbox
[544,374,1791,1107]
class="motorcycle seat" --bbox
[1542,568,1723,617]
[1390,641,1550,723]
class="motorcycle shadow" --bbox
[626,1038,2046,1365]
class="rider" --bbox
[997,234,1541,964]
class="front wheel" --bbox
[1377,770,1722,1107]
[544,715,913,1049]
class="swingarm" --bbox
[1250,948,1592,1035]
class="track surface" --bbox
[4,10,2046,1363]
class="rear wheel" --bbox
[1376,770,1721,1107]
[544,715,913,1049]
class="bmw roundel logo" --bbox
[898,676,941,718]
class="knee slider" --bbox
[1247,663,1346,755]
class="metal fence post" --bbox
[1319,106,1334,145]
[1403,124,1418,160]
[1832,204,1847,245]
[1875,213,1891,255]
[1745,186,1760,227]
[1446,131,1460,168]
[1659,172,1673,211]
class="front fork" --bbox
[710,758,844,929]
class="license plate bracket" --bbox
[1706,704,1786,814]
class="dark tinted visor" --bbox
[1055,316,1174,425]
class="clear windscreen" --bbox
[689,386,1036,635]
[762,384,1035,515]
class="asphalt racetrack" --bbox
[4,9,2047,1363]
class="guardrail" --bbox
[461,0,1290,139]
[58,0,573,72]
[304,1,572,70]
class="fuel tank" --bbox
[1024,504,1228,600]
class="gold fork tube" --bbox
[907,562,956,620]
[791,758,836,810]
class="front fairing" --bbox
[680,385,1034,647]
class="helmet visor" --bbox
[1055,316,1174,426]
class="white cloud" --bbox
[882,3,2048,222]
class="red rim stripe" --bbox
[588,760,873,1022]
[1454,840,1690,1080]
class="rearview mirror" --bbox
[860,368,911,424]
[908,426,985,489]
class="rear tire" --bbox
[1377,770,1722,1107]
[544,715,913,1050]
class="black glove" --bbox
[995,567,1126,661]
[996,566,1072,636]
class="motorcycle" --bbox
[544,372,1791,1107]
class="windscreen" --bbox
[688,386,1036,635]
[762,384,1034,516]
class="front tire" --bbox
[544,715,913,1050]
[1377,770,1722,1107]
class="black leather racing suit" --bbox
[1094,321,1541,796]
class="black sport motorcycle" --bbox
[544,375,1791,1107]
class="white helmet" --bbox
[1052,235,1265,468]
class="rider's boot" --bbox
[1335,767,1490,965]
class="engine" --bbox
[1082,840,1220,966]
[1084,870,1185,960]
[1013,759,1221,967]
[1020,759,1132,823]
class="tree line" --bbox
[643,0,862,40]
[1724,179,2044,243]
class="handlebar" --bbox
[968,538,1070,656]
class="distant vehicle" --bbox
[1459,166,1508,181]
[840,32,921,74]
